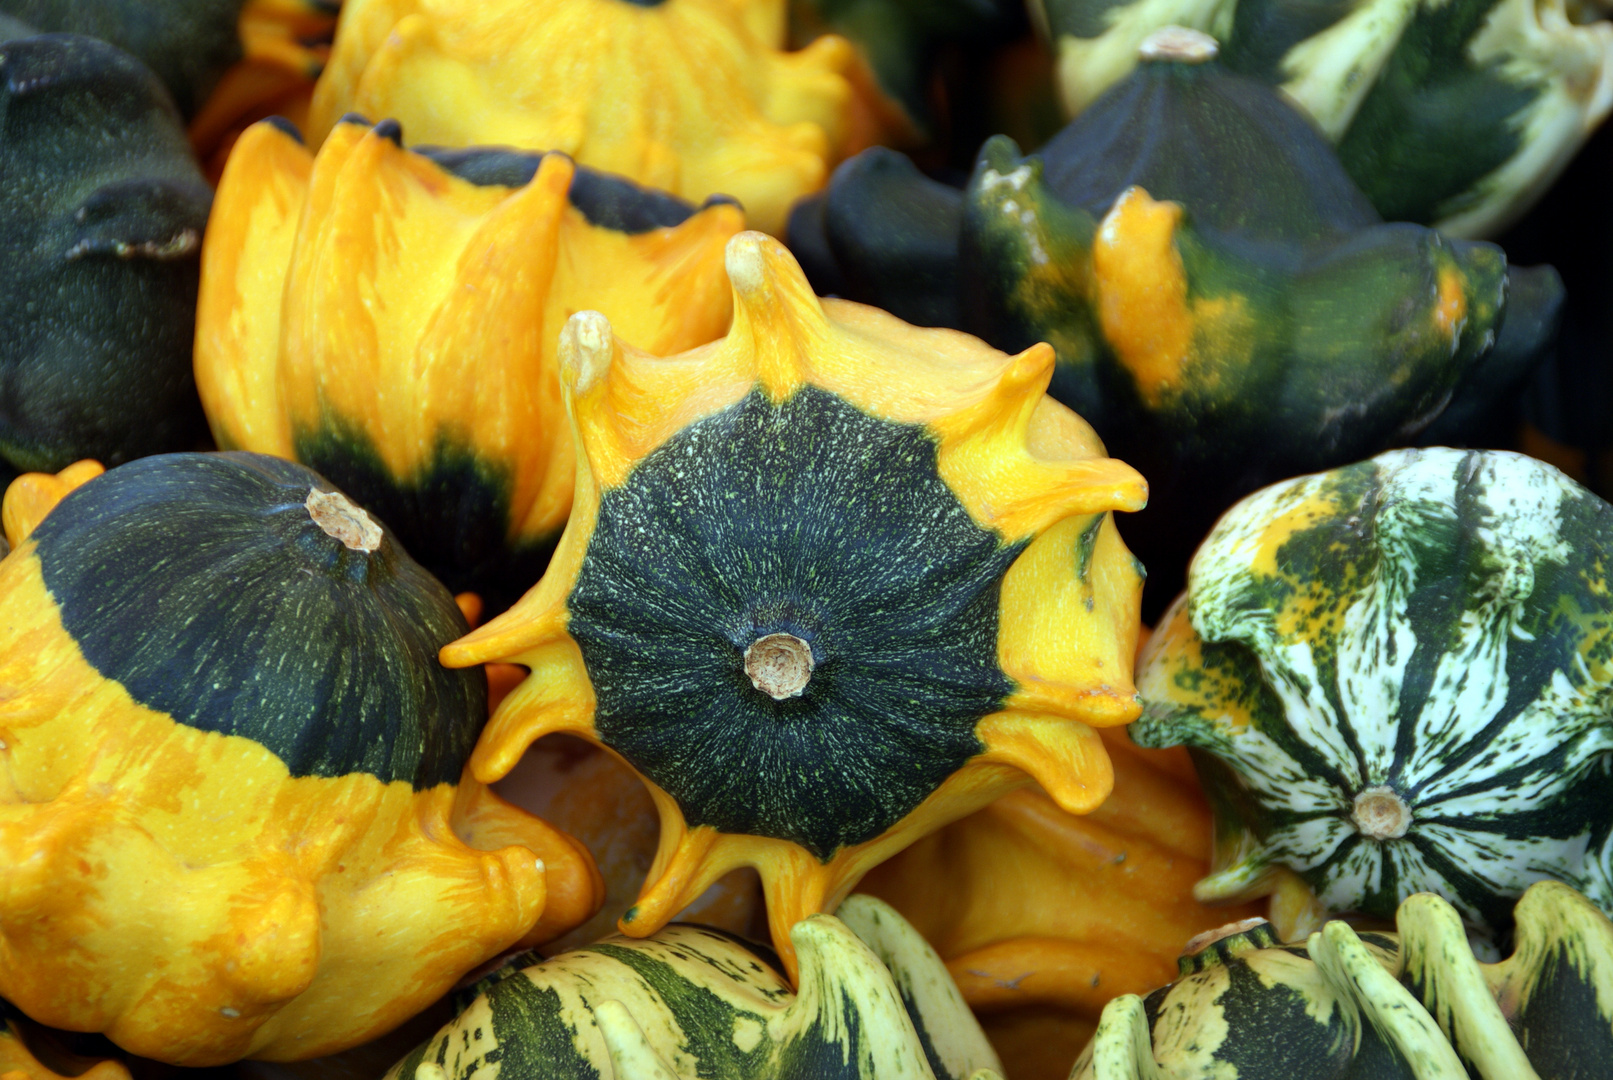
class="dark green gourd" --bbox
[33,451,484,787]
[0,33,211,478]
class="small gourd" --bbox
[1074,881,1613,1079]
[0,454,601,1064]
[306,0,875,235]
[1030,0,1613,236]
[384,895,1005,1080]
[0,32,211,481]
[195,115,742,614]
[441,231,1149,977]
[0,1002,131,1080]
[1132,447,1613,943]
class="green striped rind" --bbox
[1032,0,1613,236]
[1132,448,1613,938]
[1074,883,1613,1078]
[383,896,1002,1080]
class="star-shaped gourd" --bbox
[195,115,742,613]
[442,231,1149,977]
[305,0,877,235]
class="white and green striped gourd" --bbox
[384,895,1004,1080]
[1132,447,1613,944]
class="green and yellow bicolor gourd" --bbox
[1132,447,1613,945]
[960,30,1560,611]
[1031,0,1613,236]
[860,727,1265,1080]
[441,230,1149,977]
[306,0,876,235]
[0,454,602,1065]
[195,115,742,613]
[385,895,1004,1080]
[1074,881,1613,1079]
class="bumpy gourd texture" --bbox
[1133,448,1613,943]
[0,454,601,1065]
[306,0,869,234]
[194,115,742,613]
[1072,881,1613,1079]
[1031,0,1613,236]
[0,33,212,483]
[441,231,1149,978]
[384,895,1004,1080]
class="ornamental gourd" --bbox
[1031,0,1613,236]
[384,895,1005,1080]
[195,115,742,614]
[0,454,601,1065]
[1074,882,1613,1079]
[1132,447,1613,945]
[858,727,1264,1078]
[960,29,1561,613]
[0,32,211,483]
[441,231,1149,977]
[0,1002,131,1080]
[306,0,873,235]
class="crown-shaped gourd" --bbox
[195,115,742,612]
[305,0,871,234]
[442,231,1149,977]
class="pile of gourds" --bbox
[1,1,1612,1079]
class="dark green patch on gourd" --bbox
[1333,0,1532,225]
[0,33,211,475]
[568,386,1021,861]
[1512,943,1613,1078]
[590,943,777,1075]
[292,417,557,616]
[483,979,600,1080]
[1211,961,1362,1074]
[1042,0,1145,41]
[1219,0,1355,86]
[416,144,734,234]
[774,989,866,1079]
[33,452,485,789]
[0,0,248,117]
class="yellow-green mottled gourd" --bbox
[1073,882,1613,1079]
[306,0,878,234]
[441,231,1149,978]
[385,895,1004,1080]
[0,455,602,1065]
[194,114,742,613]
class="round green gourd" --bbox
[0,33,211,479]
[1133,447,1613,942]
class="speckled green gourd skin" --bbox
[1133,448,1613,938]
[568,386,1021,862]
[0,33,211,475]
[33,452,486,789]
[0,0,256,117]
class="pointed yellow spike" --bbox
[976,712,1114,815]
[725,231,827,401]
[2,461,106,550]
[461,641,593,785]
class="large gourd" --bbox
[1133,447,1613,944]
[195,115,742,613]
[0,454,601,1064]
[441,231,1149,977]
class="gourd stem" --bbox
[1138,26,1219,63]
[1352,786,1412,840]
[744,633,813,700]
[305,488,382,552]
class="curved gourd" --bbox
[384,895,1005,1080]
[306,0,873,234]
[1031,2,1613,236]
[195,115,742,614]
[0,33,211,481]
[0,454,601,1064]
[1132,447,1613,943]
[0,1003,132,1080]
[1072,881,1613,1079]
[442,230,1149,977]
